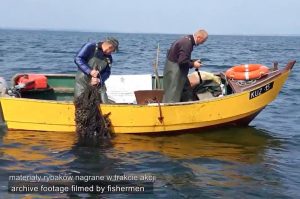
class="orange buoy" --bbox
[225,64,269,80]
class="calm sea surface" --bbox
[0,29,300,198]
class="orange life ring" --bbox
[225,64,269,80]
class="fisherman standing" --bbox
[74,37,119,103]
[162,29,208,103]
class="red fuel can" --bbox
[17,74,48,90]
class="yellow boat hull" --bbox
[0,68,292,134]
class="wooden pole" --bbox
[153,43,161,89]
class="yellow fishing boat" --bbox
[0,61,296,134]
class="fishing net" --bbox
[74,85,111,141]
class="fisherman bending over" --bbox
[74,37,119,103]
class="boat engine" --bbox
[0,77,24,98]
[0,77,8,97]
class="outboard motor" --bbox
[7,85,23,97]
[0,77,8,97]
[0,77,23,97]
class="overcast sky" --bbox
[1,0,300,35]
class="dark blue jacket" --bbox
[74,42,112,84]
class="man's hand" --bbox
[91,77,100,86]
[193,60,202,69]
[90,69,99,78]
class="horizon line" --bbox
[1,27,300,37]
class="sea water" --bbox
[0,29,300,198]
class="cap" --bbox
[106,37,119,52]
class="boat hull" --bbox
[0,68,291,134]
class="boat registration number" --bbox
[249,82,274,99]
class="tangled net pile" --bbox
[74,85,111,141]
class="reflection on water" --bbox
[111,127,275,163]
[0,126,274,165]
[0,125,290,198]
